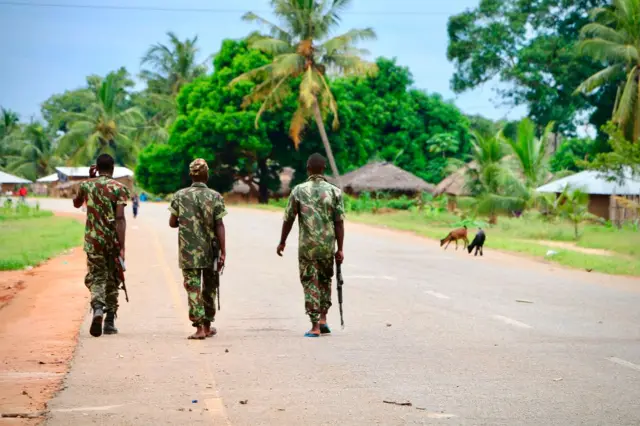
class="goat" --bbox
[440,226,469,250]
[467,228,486,256]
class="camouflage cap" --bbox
[189,158,209,175]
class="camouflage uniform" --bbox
[169,159,227,328]
[284,175,345,323]
[78,176,130,313]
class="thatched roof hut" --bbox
[336,162,435,195]
[434,161,476,197]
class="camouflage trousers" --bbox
[85,253,119,313]
[182,268,217,328]
[299,257,334,323]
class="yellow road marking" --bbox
[150,226,232,425]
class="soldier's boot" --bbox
[103,312,118,335]
[90,306,104,337]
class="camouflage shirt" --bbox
[284,175,345,260]
[168,183,228,269]
[78,176,130,254]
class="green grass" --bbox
[250,202,640,276]
[0,215,84,271]
[347,211,640,276]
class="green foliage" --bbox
[550,137,597,172]
[4,122,61,181]
[447,0,613,134]
[500,118,553,188]
[557,187,596,239]
[587,122,640,177]
[575,0,640,142]
[137,39,287,197]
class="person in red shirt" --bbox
[18,186,27,202]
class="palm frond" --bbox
[613,66,638,125]
[289,105,313,148]
[579,39,639,63]
[249,36,295,56]
[580,23,626,43]
[321,28,377,55]
[242,12,293,42]
[574,64,624,94]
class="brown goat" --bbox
[440,226,469,250]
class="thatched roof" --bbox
[434,161,476,196]
[336,162,435,194]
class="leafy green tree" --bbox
[58,72,144,166]
[447,0,611,134]
[574,0,640,142]
[232,0,377,179]
[500,118,553,188]
[5,123,61,181]
[41,89,94,133]
[137,39,290,199]
[550,137,596,172]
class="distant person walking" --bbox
[169,159,227,340]
[277,153,345,337]
[18,186,27,203]
[73,154,130,337]
[132,193,140,218]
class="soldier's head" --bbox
[306,153,326,176]
[96,154,115,176]
[189,158,209,183]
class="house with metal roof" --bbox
[537,168,640,219]
[0,171,32,192]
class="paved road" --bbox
[33,198,640,425]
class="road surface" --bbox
[33,198,640,425]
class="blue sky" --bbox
[0,0,526,122]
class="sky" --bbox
[0,0,527,122]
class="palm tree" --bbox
[231,0,377,180]
[575,0,640,142]
[6,123,61,181]
[140,31,208,97]
[58,74,144,166]
[466,132,528,223]
[1,108,20,169]
[499,118,553,189]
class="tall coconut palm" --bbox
[140,31,208,97]
[575,0,640,142]
[499,118,553,189]
[58,74,143,166]
[231,0,377,180]
[6,123,61,181]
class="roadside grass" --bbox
[251,203,640,276]
[0,206,84,270]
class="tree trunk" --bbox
[312,100,341,187]
[257,157,269,204]
[635,70,640,143]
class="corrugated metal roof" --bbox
[537,169,640,195]
[0,171,32,184]
[36,173,59,183]
[56,166,134,179]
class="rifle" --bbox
[336,261,344,329]
[212,241,222,310]
[115,255,129,303]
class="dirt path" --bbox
[526,240,617,257]
[0,216,87,424]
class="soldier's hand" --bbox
[218,253,225,270]
[335,250,344,264]
[277,243,286,257]
[89,165,98,178]
[119,248,125,262]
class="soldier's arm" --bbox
[116,204,126,259]
[168,193,179,228]
[73,184,86,208]
[334,190,346,263]
[278,193,298,256]
[213,196,228,261]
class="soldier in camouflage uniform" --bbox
[169,159,227,340]
[278,153,345,337]
[73,154,130,337]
